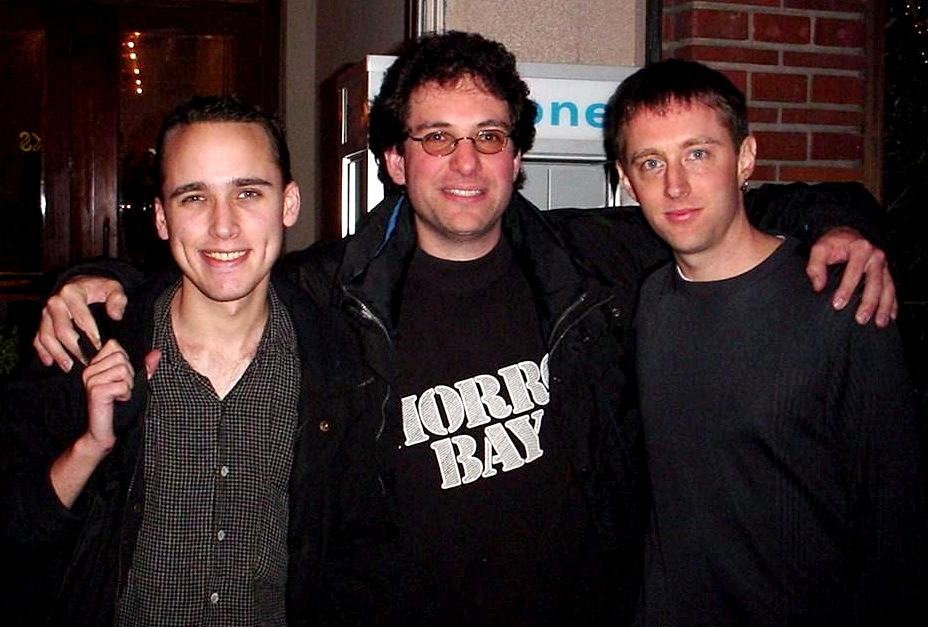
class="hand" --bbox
[33,276,128,371]
[81,340,134,455]
[51,339,134,508]
[806,226,897,327]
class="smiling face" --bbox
[154,121,300,309]
[383,75,522,261]
[617,99,757,276]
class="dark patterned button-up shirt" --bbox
[117,282,300,627]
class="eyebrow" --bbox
[629,136,722,163]
[408,118,512,134]
[168,177,274,200]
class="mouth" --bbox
[443,187,485,198]
[203,250,247,262]
[664,208,701,222]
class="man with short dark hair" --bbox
[31,33,898,625]
[607,58,924,626]
[1,95,342,626]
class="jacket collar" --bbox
[337,192,598,343]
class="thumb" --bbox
[144,349,162,380]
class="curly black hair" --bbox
[368,31,537,193]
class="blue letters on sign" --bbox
[532,99,607,129]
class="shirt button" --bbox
[210,592,219,604]
[319,420,331,433]
[217,529,226,541]
[219,465,229,477]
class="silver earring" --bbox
[740,180,749,193]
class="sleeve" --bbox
[46,255,148,297]
[0,365,90,547]
[838,320,926,623]
[545,206,672,284]
[745,181,890,251]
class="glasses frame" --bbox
[406,129,513,157]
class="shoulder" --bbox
[542,205,669,279]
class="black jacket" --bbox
[281,192,665,625]
[0,272,354,627]
[1,182,886,626]
[281,184,887,625]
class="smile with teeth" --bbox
[445,188,483,197]
[204,250,247,262]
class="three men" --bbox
[608,59,924,625]
[28,32,899,625]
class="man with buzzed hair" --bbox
[607,58,924,626]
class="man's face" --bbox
[154,121,300,307]
[383,75,521,261]
[617,99,756,269]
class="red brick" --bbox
[754,130,807,160]
[676,9,748,40]
[663,13,675,42]
[779,165,862,182]
[752,73,807,103]
[783,0,864,12]
[781,108,862,127]
[748,106,779,124]
[815,18,865,47]
[812,75,864,105]
[720,69,748,94]
[754,13,811,44]
[784,51,865,71]
[750,164,778,181]
[811,132,862,160]
[675,44,778,65]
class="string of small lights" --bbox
[122,32,143,95]
[906,3,928,65]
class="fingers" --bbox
[852,253,897,328]
[34,303,82,371]
[104,287,128,321]
[828,240,870,314]
[805,242,830,292]
[83,340,135,402]
[33,276,127,371]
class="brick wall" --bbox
[662,0,869,185]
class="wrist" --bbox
[73,431,115,462]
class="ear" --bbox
[737,135,757,185]
[615,162,638,203]
[282,181,301,227]
[154,198,169,241]
[383,145,407,186]
[510,151,522,184]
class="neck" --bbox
[170,280,270,398]
[676,222,784,282]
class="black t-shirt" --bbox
[393,239,598,624]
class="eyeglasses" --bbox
[407,129,512,157]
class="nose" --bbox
[209,198,239,239]
[448,137,480,175]
[664,162,690,199]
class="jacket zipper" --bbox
[548,291,616,356]
[343,288,393,495]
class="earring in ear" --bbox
[740,180,749,193]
